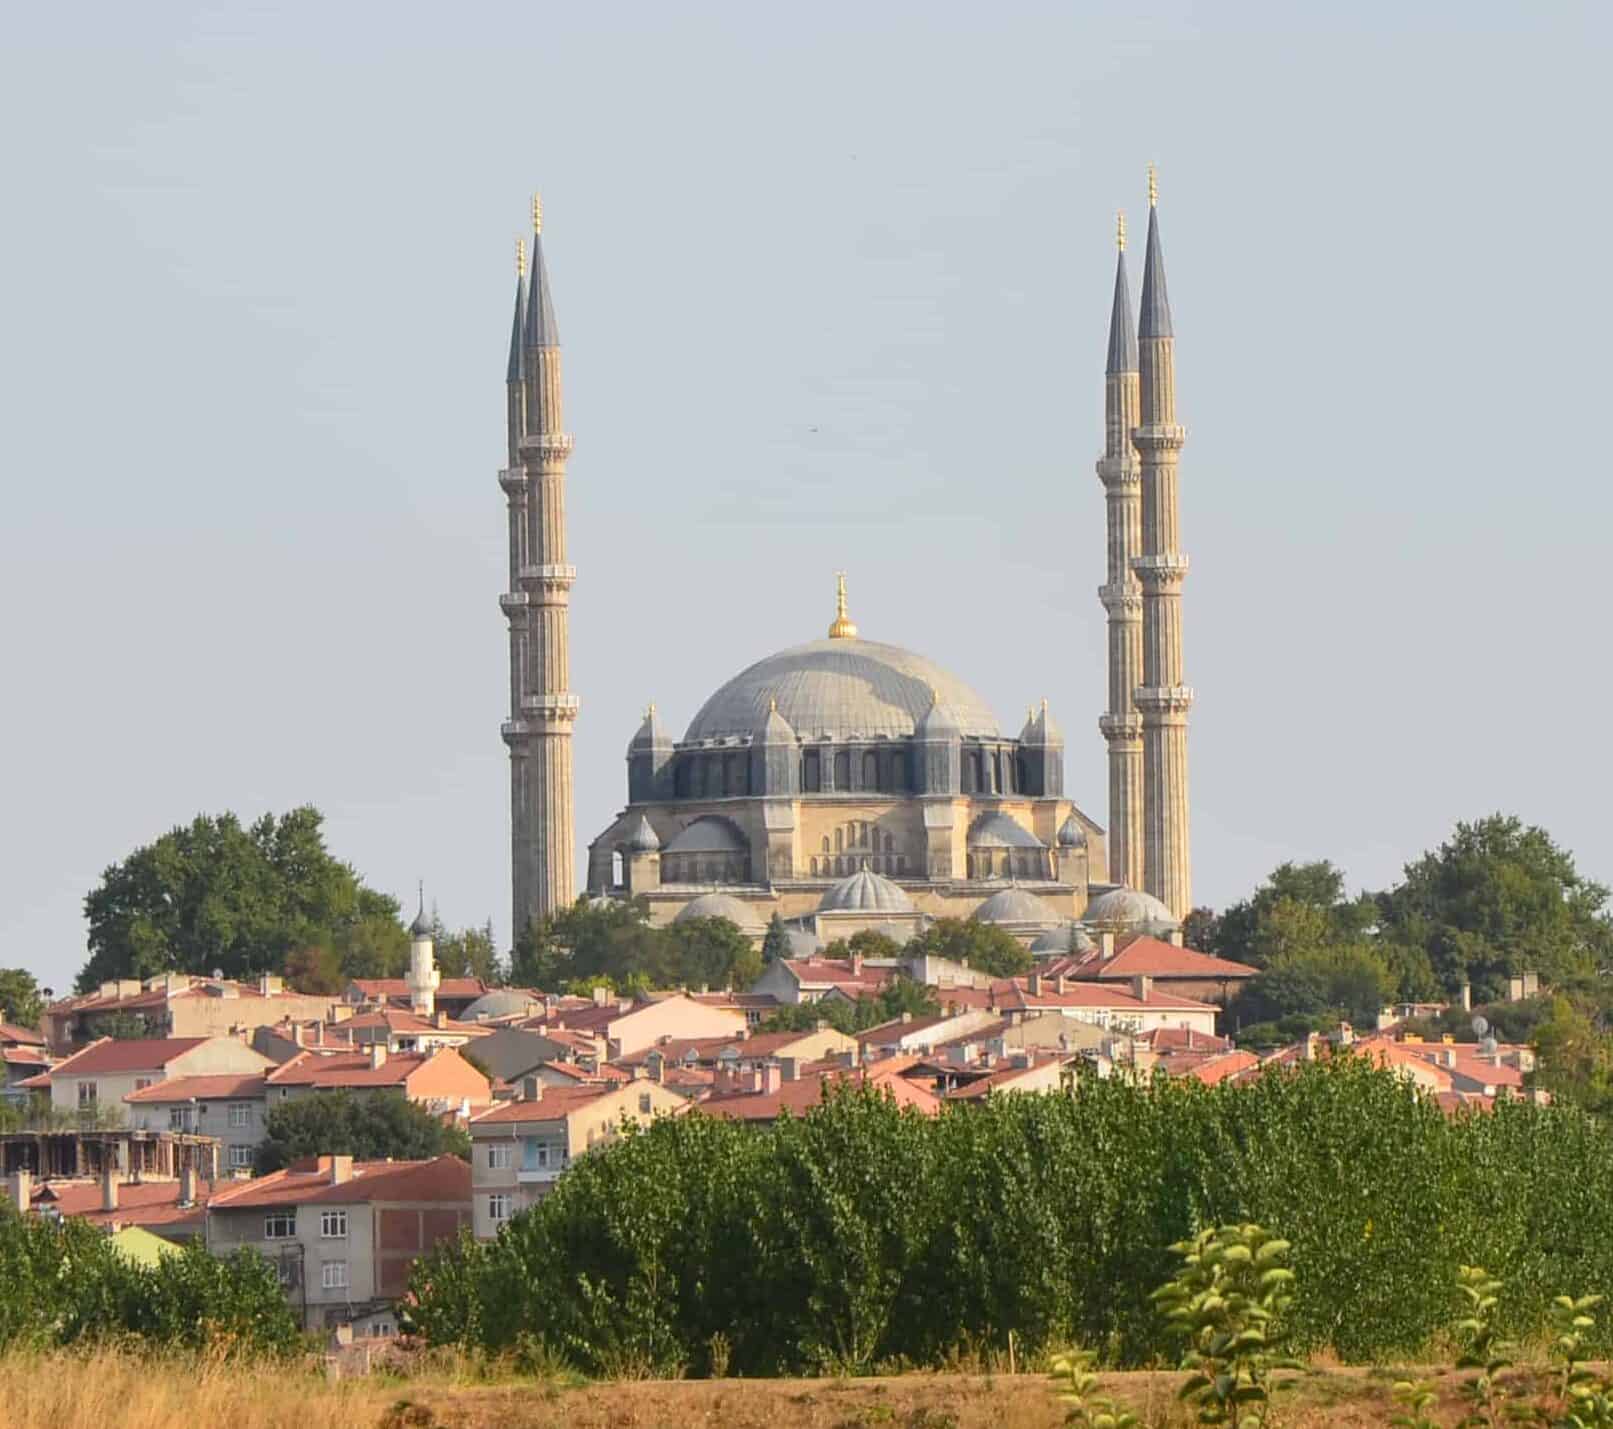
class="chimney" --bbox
[1055,975,1068,994]
[780,1056,800,1082]
[1460,982,1472,1012]
[592,986,609,1007]
[1098,930,1116,960]
[900,1011,912,1024]
[9,1170,31,1215]
[850,953,863,976]
[646,1051,664,1085]
[291,1022,304,1048]
[368,1044,387,1070]
[1131,974,1153,1004]
[259,973,283,996]
[328,1155,353,1185]
[761,1063,782,1094]
[521,1076,542,1102]
[101,1165,118,1213]
[1027,973,1043,996]
[179,1165,197,1205]
[1303,1032,1320,1062]
[433,1011,447,1029]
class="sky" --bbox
[3,1,1610,996]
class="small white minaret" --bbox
[407,885,440,1018]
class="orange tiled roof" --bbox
[1071,936,1258,981]
[48,1037,210,1077]
[124,1073,269,1103]
[208,1155,470,1209]
[470,1084,640,1125]
[265,1049,428,1088]
[0,1023,45,1046]
[33,1177,214,1231]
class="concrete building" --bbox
[263,1045,491,1112]
[468,1079,686,1238]
[124,1073,271,1173]
[206,1154,471,1333]
[42,976,338,1055]
[46,1036,272,1118]
[527,991,746,1058]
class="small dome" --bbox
[1084,886,1180,930]
[1030,922,1097,955]
[409,906,433,939]
[1056,814,1087,848]
[664,816,747,855]
[973,887,1060,928]
[462,989,540,1022]
[968,813,1045,850]
[818,865,915,914]
[673,892,764,933]
[624,816,661,853]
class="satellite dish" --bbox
[1471,1015,1490,1038]
[1480,1036,1500,1057]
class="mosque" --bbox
[496,176,1194,952]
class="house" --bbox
[1,1044,52,1104]
[338,1008,493,1055]
[45,1036,272,1118]
[943,1052,1079,1100]
[750,956,896,1006]
[988,974,1221,1036]
[42,975,339,1055]
[468,1080,688,1239]
[206,1154,471,1333]
[11,1163,214,1242]
[702,1056,942,1123]
[1056,935,1257,1005]
[854,1010,1000,1059]
[343,978,490,1020]
[471,1026,608,1086]
[528,991,746,1057]
[124,1074,271,1173]
[263,1045,491,1113]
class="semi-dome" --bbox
[683,637,1000,743]
[461,989,540,1022]
[1030,922,1097,955]
[663,816,746,854]
[673,892,765,933]
[972,887,1060,927]
[1083,886,1180,929]
[818,865,915,914]
[968,812,1045,849]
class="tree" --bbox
[78,807,404,992]
[904,918,1031,977]
[760,975,940,1036]
[255,1089,470,1174]
[761,914,791,963]
[0,969,44,1028]
[433,917,502,984]
[282,945,344,996]
[1206,860,1371,969]
[1529,995,1613,1117]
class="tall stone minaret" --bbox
[501,195,578,941]
[1096,210,1144,890]
[1132,167,1194,918]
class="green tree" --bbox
[78,806,404,992]
[1381,815,1613,1000]
[0,969,44,1028]
[761,913,791,963]
[904,918,1031,977]
[760,976,939,1036]
[282,944,344,995]
[431,916,502,984]
[255,1089,471,1173]
[1530,995,1613,1116]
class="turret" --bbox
[626,703,675,802]
[914,691,961,796]
[1019,697,1064,797]
[407,888,440,1018]
[751,697,800,797]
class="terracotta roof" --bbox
[471,1084,636,1125]
[347,978,488,1000]
[991,979,1216,1014]
[48,1037,210,1077]
[208,1155,470,1209]
[854,1014,959,1045]
[1181,1050,1261,1085]
[1,1046,52,1067]
[34,1177,214,1231]
[781,958,895,994]
[124,1074,269,1103]
[1072,936,1257,981]
[265,1049,428,1088]
[1144,1027,1232,1054]
[16,1071,51,1089]
[0,1023,45,1045]
[614,1036,737,1067]
[342,1009,489,1036]
[703,1063,940,1121]
[945,1057,1076,1099]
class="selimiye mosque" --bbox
[495,173,1194,955]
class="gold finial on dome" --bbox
[827,572,858,639]
[1116,209,1126,251]
[532,192,543,234]
[516,236,527,278]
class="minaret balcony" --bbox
[1131,422,1186,451]
[518,563,577,593]
[1098,714,1143,741]
[499,592,529,617]
[518,432,574,460]
[497,468,527,495]
[521,693,581,723]
[501,720,531,744]
[1132,554,1190,589]
[1134,685,1196,716]
[1097,582,1143,616]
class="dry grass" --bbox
[0,1346,1537,1428]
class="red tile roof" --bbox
[265,1049,428,1088]
[1071,936,1257,981]
[703,1062,940,1121]
[124,1073,270,1103]
[0,1023,45,1046]
[470,1084,636,1125]
[1,1046,52,1067]
[945,1057,1076,1100]
[207,1155,470,1209]
[49,1037,210,1077]
[991,978,1216,1014]
[33,1177,214,1231]
[347,978,488,1001]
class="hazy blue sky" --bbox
[4,2,1609,994]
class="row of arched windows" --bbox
[960,749,1032,797]
[966,849,1047,881]
[810,854,909,878]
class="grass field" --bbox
[0,1347,1547,1427]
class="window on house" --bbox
[487,1143,512,1170]
[275,1257,298,1287]
[168,1107,187,1131]
[228,1146,254,1170]
[488,1193,511,1224]
[77,1082,97,1108]
[320,1210,348,1238]
[228,1103,251,1128]
[638,1092,652,1114]
[264,1214,296,1239]
[133,1078,152,1092]
[320,1261,348,1290]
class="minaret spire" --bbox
[1096,213,1145,890]
[827,572,858,639]
[1131,169,1193,918]
[501,191,579,941]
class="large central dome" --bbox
[684,637,1001,743]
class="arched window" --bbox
[834,750,851,790]
[1016,756,1029,794]
[611,850,624,887]
[961,752,978,794]
[863,751,879,790]
[834,827,843,853]
[802,750,821,792]
[821,836,831,854]
[992,752,1004,793]
[883,831,894,853]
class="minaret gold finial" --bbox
[645,701,656,721]
[516,236,527,278]
[532,192,543,235]
[1147,163,1158,207]
[827,572,858,640]
[1116,210,1126,251]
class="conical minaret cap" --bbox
[506,262,528,384]
[1106,243,1138,375]
[523,204,560,350]
[1139,200,1173,340]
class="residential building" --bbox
[468,1080,687,1239]
[124,1073,271,1173]
[343,978,490,1020]
[703,1057,941,1123]
[206,1154,471,1333]
[263,1045,491,1113]
[11,1163,213,1242]
[1,1044,52,1104]
[1055,934,1257,1005]
[42,975,338,1055]
[528,991,745,1057]
[46,1036,272,1118]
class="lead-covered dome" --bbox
[1083,886,1180,930]
[818,866,915,914]
[683,638,1000,743]
[672,892,765,933]
[973,887,1060,928]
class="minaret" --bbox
[1131,166,1194,918]
[1096,209,1145,889]
[407,887,440,1018]
[501,194,578,941]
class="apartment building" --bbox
[124,1073,270,1173]
[43,975,337,1054]
[263,1045,491,1112]
[46,1036,272,1118]
[206,1154,471,1333]
[467,1080,687,1239]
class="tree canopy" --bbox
[0,969,45,1028]
[77,807,406,993]
[255,1089,470,1174]
[760,974,941,1035]
[904,918,1032,978]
